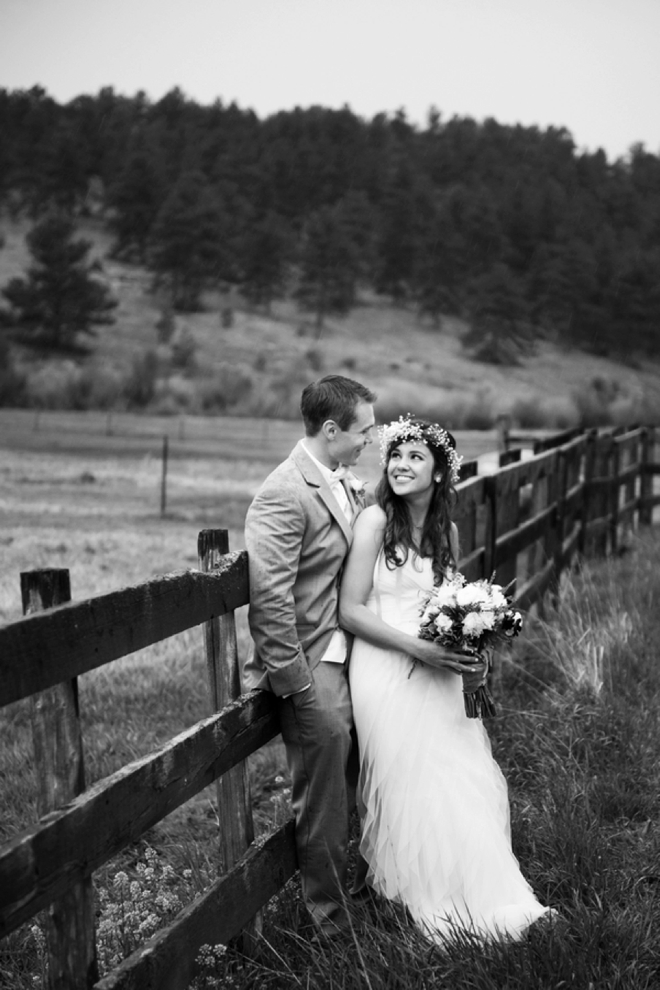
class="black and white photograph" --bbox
[1,2,659,987]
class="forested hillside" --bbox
[1,86,660,354]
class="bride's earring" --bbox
[434,476,441,483]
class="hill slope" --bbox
[2,216,660,427]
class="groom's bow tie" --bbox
[329,464,349,488]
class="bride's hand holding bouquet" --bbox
[416,573,523,718]
[409,638,489,680]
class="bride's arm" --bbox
[339,507,483,674]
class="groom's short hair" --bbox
[301,375,376,435]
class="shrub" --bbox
[199,365,254,413]
[123,350,159,409]
[25,360,82,409]
[510,395,578,430]
[155,305,176,344]
[461,393,497,430]
[0,339,27,407]
[170,327,198,372]
[153,374,198,414]
[305,347,324,372]
[570,376,649,428]
[73,365,125,410]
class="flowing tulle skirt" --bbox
[350,623,551,943]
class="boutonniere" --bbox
[346,474,367,504]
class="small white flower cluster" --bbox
[193,944,230,989]
[95,845,196,972]
[347,474,367,497]
[378,415,463,484]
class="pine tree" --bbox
[414,204,463,325]
[1,211,116,352]
[108,143,165,262]
[374,165,428,303]
[148,170,227,311]
[465,263,533,364]
[294,206,358,328]
[239,211,291,311]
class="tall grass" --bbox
[3,523,660,985]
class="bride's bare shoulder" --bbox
[355,504,386,536]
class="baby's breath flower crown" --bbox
[379,415,463,484]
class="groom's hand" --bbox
[284,683,312,703]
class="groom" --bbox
[243,374,376,936]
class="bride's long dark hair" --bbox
[376,419,458,584]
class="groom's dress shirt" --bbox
[303,444,353,521]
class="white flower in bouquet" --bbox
[462,610,495,638]
[433,612,454,635]
[456,582,491,608]
[430,574,464,609]
[489,586,508,610]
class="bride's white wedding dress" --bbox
[349,550,552,943]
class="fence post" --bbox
[20,569,98,990]
[548,450,565,605]
[580,429,598,556]
[160,435,169,517]
[639,427,654,526]
[482,476,497,581]
[491,469,518,591]
[609,436,620,555]
[197,531,255,870]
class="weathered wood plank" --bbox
[455,474,488,506]
[515,558,555,611]
[560,521,582,569]
[198,531,255,890]
[533,427,582,453]
[618,502,638,527]
[563,482,586,515]
[22,569,99,989]
[613,426,645,448]
[458,546,485,581]
[490,450,558,495]
[493,505,556,564]
[93,821,297,990]
[612,462,641,487]
[0,555,249,708]
[0,690,279,938]
[458,459,479,481]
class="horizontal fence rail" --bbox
[0,424,658,988]
[0,555,249,707]
[0,691,279,938]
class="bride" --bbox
[339,415,553,943]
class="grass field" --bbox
[0,408,504,623]
[2,412,660,988]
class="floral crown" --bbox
[378,415,463,484]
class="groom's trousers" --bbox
[276,660,354,933]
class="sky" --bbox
[2,0,659,162]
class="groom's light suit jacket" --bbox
[243,440,362,696]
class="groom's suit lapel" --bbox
[342,477,365,523]
[291,441,354,546]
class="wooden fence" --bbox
[1,424,659,989]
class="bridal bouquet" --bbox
[417,573,523,718]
